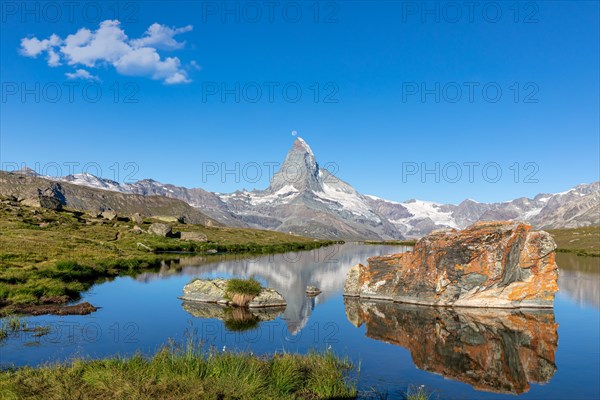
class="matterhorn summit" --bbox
[269,138,322,193]
[219,138,404,240]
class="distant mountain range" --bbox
[4,138,599,240]
[365,183,600,238]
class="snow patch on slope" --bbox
[219,185,300,206]
[59,174,125,192]
[315,172,380,221]
[365,194,401,205]
[400,200,458,228]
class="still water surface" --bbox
[2,245,599,399]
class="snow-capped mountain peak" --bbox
[28,138,599,241]
[295,137,314,155]
[269,138,321,194]
[218,138,403,240]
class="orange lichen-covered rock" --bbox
[344,221,559,308]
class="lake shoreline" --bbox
[0,199,338,316]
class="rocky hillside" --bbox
[0,171,220,226]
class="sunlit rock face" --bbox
[345,221,559,308]
[345,299,558,394]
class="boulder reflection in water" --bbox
[344,299,558,394]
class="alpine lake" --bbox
[2,244,599,399]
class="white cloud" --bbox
[61,21,130,67]
[113,47,191,84]
[20,34,62,66]
[20,20,194,84]
[130,23,193,50]
[165,72,191,85]
[65,69,100,81]
[189,60,202,70]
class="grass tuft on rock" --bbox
[226,278,262,297]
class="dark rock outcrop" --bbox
[21,195,62,210]
[344,221,559,308]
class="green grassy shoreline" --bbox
[0,199,338,314]
[548,226,600,257]
[0,338,432,400]
[362,227,600,258]
[0,342,357,400]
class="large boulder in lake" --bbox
[248,288,287,308]
[182,279,228,303]
[344,221,559,308]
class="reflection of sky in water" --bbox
[1,244,599,399]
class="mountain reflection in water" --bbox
[557,252,600,308]
[345,299,558,395]
[133,247,597,338]
[137,244,409,334]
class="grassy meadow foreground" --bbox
[0,341,356,400]
[0,198,336,314]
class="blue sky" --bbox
[1,1,598,204]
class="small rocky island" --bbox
[181,278,287,331]
[181,278,287,308]
[344,221,559,308]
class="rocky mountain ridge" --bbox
[8,138,599,239]
[366,182,599,238]
[0,171,220,226]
